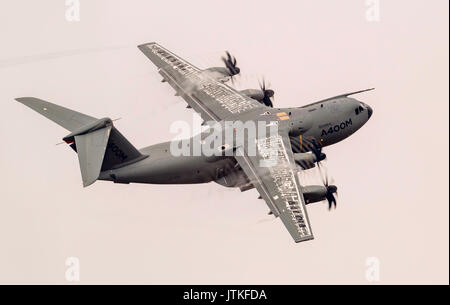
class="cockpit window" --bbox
[355,105,365,115]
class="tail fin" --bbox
[16,97,146,187]
[74,125,112,187]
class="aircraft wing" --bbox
[139,42,313,242]
[234,127,314,243]
[138,42,264,122]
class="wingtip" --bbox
[294,235,315,243]
[15,97,35,103]
[137,42,157,49]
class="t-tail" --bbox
[16,97,147,187]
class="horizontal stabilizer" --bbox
[15,97,97,132]
[75,126,112,187]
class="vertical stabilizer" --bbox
[75,126,112,187]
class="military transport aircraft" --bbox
[16,42,373,243]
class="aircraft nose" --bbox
[367,105,373,119]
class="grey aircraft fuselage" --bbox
[98,97,373,187]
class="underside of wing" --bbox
[138,42,264,122]
[234,131,314,243]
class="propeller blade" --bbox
[259,78,274,107]
[225,51,233,65]
[329,176,335,186]
[222,51,240,77]
[317,160,324,178]
[263,96,273,107]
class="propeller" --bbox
[221,51,240,81]
[305,138,326,172]
[321,172,338,210]
[259,78,275,107]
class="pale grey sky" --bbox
[0,0,448,284]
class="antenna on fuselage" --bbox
[317,88,375,103]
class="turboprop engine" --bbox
[302,174,338,210]
[293,152,326,170]
[240,79,275,107]
[204,51,240,83]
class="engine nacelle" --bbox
[240,89,265,103]
[293,152,318,170]
[203,67,231,82]
[302,185,328,204]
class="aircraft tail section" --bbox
[74,126,112,187]
[16,97,97,132]
[16,97,146,187]
[100,127,145,171]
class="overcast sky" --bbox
[0,0,448,284]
